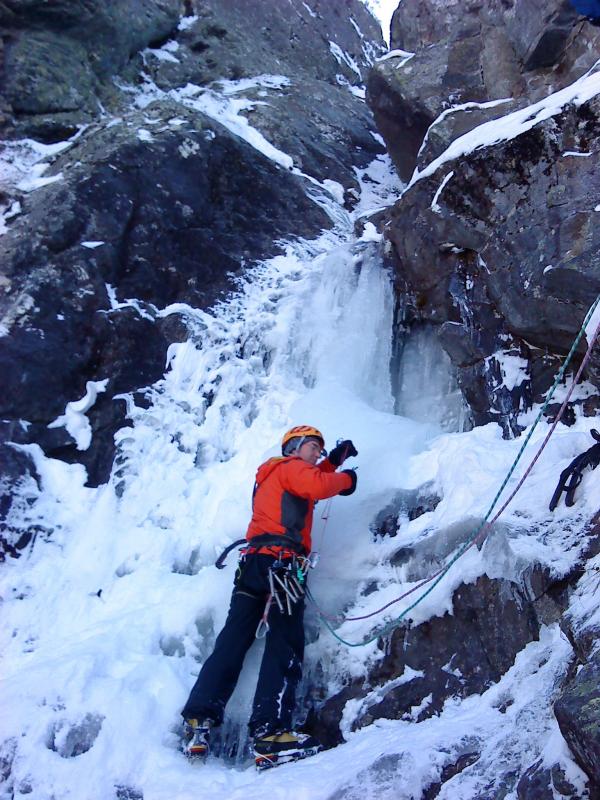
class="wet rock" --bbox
[232,78,383,188]
[153,0,382,89]
[0,108,329,486]
[2,0,180,125]
[365,0,600,430]
[310,575,541,746]
[367,0,600,180]
[1,0,384,492]
[370,484,442,539]
[516,758,586,799]
[554,650,600,784]
[134,0,385,188]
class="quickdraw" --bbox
[255,555,312,638]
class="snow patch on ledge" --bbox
[177,14,197,31]
[376,48,415,68]
[408,62,600,190]
[417,98,513,161]
[431,171,455,214]
[358,221,382,242]
[329,40,363,80]
[0,199,21,235]
[167,76,295,171]
[17,168,64,193]
[490,351,529,391]
[1,128,86,194]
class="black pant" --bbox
[181,554,305,737]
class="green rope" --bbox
[321,296,600,648]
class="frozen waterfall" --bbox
[1,159,441,796]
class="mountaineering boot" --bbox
[253,731,322,770]
[183,718,212,759]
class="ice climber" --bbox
[181,425,358,769]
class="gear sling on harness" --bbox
[215,534,310,638]
[256,555,310,638]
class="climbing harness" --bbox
[308,295,600,647]
[217,539,312,638]
[549,429,600,510]
[215,533,307,569]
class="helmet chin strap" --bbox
[293,436,307,454]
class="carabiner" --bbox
[256,618,270,639]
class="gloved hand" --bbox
[328,440,358,467]
[339,469,357,496]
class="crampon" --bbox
[253,731,322,771]
[183,719,211,760]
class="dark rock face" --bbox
[0,108,329,486]
[368,0,600,181]
[1,0,384,216]
[554,650,600,785]
[0,0,384,491]
[365,0,600,433]
[384,97,600,434]
[516,758,585,799]
[308,575,542,748]
[1,0,181,131]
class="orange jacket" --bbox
[245,455,353,554]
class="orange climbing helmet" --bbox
[281,425,325,455]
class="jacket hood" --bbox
[255,455,297,485]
